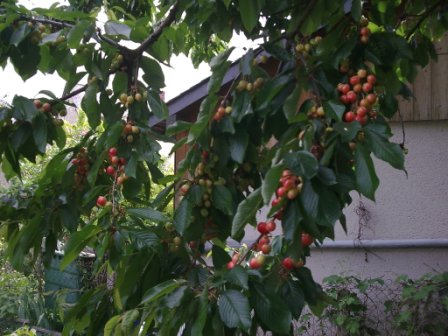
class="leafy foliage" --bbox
[0,0,447,334]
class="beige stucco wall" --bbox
[243,120,448,281]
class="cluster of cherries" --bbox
[95,147,128,208]
[272,169,303,208]
[213,104,232,122]
[33,99,66,125]
[119,91,144,109]
[295,36,322,58]
[235,77,265,93]
[123,121,140,143]
[71,147,89,188]
[338,69,378,125]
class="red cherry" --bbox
[346,91,357,103]
[119,157,126,165]
[340,95,349,104]
[276,187,286,197]
[353,84,362,93]
[249,257,262,269]
[356,115,368,126]
[283,178,295,190]
[261,244,271,254]
[232,253,240,263]
[271,198,281,207]
[282,257,295,270]
[337,83,345,92]
[110,156,120,165]
[257,222,269,235]
[344,111,356,122]
[362,82,373,93]
[349,75,360,86]
[340,84,350,94]
[301,233,314,247]
[108,147,118,157]
[71,158,79,165]
[259,235,270,245]
[106,165,116,176]
[265,221,276,233]
[96,196,107,207]
[201,151,209,159]
[226,261,235,270]
[366,93,377,104]
[282,169,292,178]
[367,74,376,85]
[360,27,370,36]
[356,106,368,117]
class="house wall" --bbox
[307,120,448,282]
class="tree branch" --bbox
[59,84,88,101]
[405,0,444,40]
[134,2,179,55]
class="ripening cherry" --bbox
[341,84,350,94]
[355,114,368,126]
[301,233,314,247]
[271,198,281,207]
[346,91,357,103]
[231,253,240,263]
[357,106,368,117]
[257,222,269,235]
[282,257,295,270]
[283,178,295,190]
[34,99,42,109]
[110,156,120,165]
[261,244,271,254]
[42,102,51,113]
[349,75,360,86]
[265,220,276,233]
[357,69,367,78]
[106,165,116,176]
[249,256,264,269]
[366,93,377,104]
[116,176,124,185]
[96,196,107,207]
[340,95,349,104]
[227,261,235,270]
[108,147,118,157]
[276,187,286,197]
[367,74,376,85]
[287,188,300,200]
[259,235,270,246]
[344,111,356,122]
[353,84,362,93]
[360,27,370,36]
[362,82,373,93]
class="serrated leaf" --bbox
[174,198,193,234]
[355,143,379,200]
[364,126,404,170]
[238,0,259,32]
[218,290,251,330]
[81,83,100,129]
[284,150,319,179]
[282,200,302,241]
[251,284,292,334]
[212,185,233,216]
[212,245,231,268]
[12,96,38,122]
[229,130,248,164]
[141,279,185,305]
[262,164,283,204]
[127,207,167,223]
[225,265,248,289]
[61,225,103,270]
[105,21,131,38]
[147,90,168,120]
[231,188,262,239]
[323,101,345,121]
[141,57,165,89]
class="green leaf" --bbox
[104,21,131,38]
[174,198,193,234]
[166,121,192,136]
[284,150,319,179]
[355,143,379,200]
[212,185,234,216]
[262,164,283,205]
[10,22,31,46]
[121,309,139,334]
[300,181,319,220]
[141,279,185,305]
[212,245,231,268]
[12,96,38,122]
[32,113,48,153]
[333,121,362,142]
[61,225,103,270]
[112,72,128,94]
[364,126,404,170]
[191,288,209,335]
[284,85,300,121]
[128,230,160,250]
[127,207,168,223]
[231,188,262,239]
[225,265,249,289]
[251,284,292,334]
[351,0,362,21]
[218,290,251,330]
[104,315,121,336]
[67,20,91,48]
[282,200,302,241]
[81,83,100,129]
[141,57,165,89]
[147,90,168,120]
[323,101,345,121]
[229,130,248,164]
[238,0,259,32]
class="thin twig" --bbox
[59,84,88,101]
[134,2,179,55]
